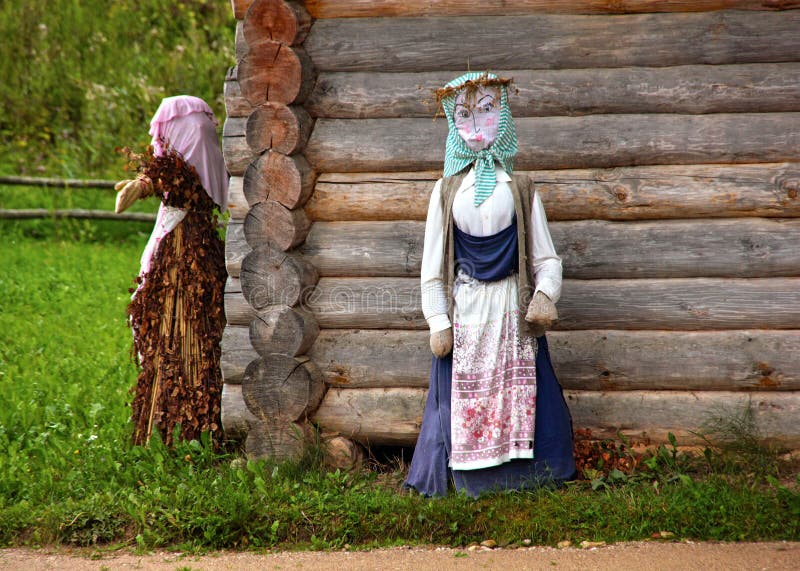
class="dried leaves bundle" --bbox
[127,146,227,448]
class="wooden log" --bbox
[306,164,800,222]
[312,387,800,447]
[225,291,257,326]
[225,221,248,278]
[308,329,800,391]
[243,0,311,47]
[244,199,311,251]
[240,245,318,310]
[301,218,800,279]
[225,277,257,326]
[231,0,252,19]
[306,64,800,119]
[559,278,800,331]
[304,114,800,172]
[312,387,428,446]
[222,136,254,177]
[246,419,309,461]
[323,435,364,471]
[220,324,256,384]
[226,177,248,222]
[223,117,247,138]
[244,152,316,210]
[567,390,800,446]
[238,42,314,106]
[245,103,313,155]
[235,19,248,60]
[221,383,259,438]
[242,355,325,421]
[250,305,320,357]
[304,1,800,19]
[224,77,253,119]
[305,277,800,330]
[304,12,800,72]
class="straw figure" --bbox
[406,73,576,497]
[115,96,229,447]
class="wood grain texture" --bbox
[244,152,316,209]
[222,136,254,176]
[309,329,800,391]
[231,0,251,19]
[312,387,428,446]
[225,290,257,326]
[301,218,800,279]
[244,199,311,251]
[242,355,325,421]
[306,164,800,222]
[235,19,248,60]
[250,305,319,357]
[246,419,310,461]
[304,114,800,172]
[224,77,253,119]
[240,246,318,311]
[304,0,800,19]
[220,324,255,384]
[238,42,313,105]
[225,221,248,278]
[312,387,800,446]
[305,277,800,330]
[304,12,800,73]
[224,277,256,326]
[243,0,311,47]
[221,383,258,438]
[307,64,800,119]
[226,177,248,222]
[246,103,313,155]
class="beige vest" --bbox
[438,173,536,335]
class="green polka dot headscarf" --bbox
[440,72,518,207]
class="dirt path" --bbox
[1,542,798,571]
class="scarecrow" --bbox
[405,73,576,496]
[115,95,228,447]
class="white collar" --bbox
[456,162,512,193]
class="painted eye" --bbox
[481,102,494,113]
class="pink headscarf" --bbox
[149,95,229,211]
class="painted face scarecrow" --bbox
[115,95,228,447]
[405,73,576,497]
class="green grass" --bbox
[0,0,234,179]
[0,0,798,552]
[0,216,799,552]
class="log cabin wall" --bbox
[221,0,800,461]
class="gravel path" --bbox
[2,542,798,571]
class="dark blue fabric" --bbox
[453,217,519,282]
[405,335,577,498]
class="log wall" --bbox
[223,0,800,460]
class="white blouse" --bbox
[421,164,562,333]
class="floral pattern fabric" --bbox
[450,270,537,470]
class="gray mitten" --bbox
[525,291,558,337]
[430,327,453,358]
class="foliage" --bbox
[0,221,798,551]
[0,0,234,179]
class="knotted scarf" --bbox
[440,72,518,207]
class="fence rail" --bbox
[0,175,157,222]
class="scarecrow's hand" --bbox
[114,175,152,213]
[430,327,453,358]
[525,291,558,337]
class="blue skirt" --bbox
[405,335,576,497]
